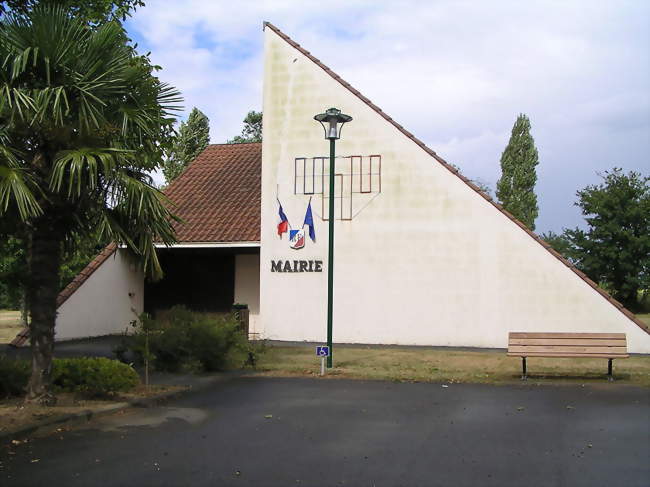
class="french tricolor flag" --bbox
[303,199,316,242]
[277,200,289,238]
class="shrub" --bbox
[1,356,139,398]
[128,309,192,372]
[243,339,268,369]
[52,357,139,397]
[127,306,249,373]
[189,316,244,371]
[0,355,29,398]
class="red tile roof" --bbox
[164,142,261,243]
[263,21,649,336]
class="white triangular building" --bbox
[258,23,649,351]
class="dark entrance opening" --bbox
[144,248,250,315]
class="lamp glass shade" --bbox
[314,107,353,140]
[327,121,338,139]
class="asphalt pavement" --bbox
[1,377,649,487]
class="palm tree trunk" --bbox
[20,233,31,327]
[19,291,29,327]
[26,217,62,405]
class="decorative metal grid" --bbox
[294,155,382,221]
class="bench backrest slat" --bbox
[508,346,627,354]
[507,332,628,358]
[509,338,623,346]
[509,332,625,339]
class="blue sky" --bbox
[126,0,649,233]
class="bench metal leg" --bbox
[608,358,613,382]
[521,357,527,381]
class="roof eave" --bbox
[153,242,261,249]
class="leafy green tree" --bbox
[564,169,649,309]
[228,110,262,143]
[0,6,181,403]
[0,235,26,310]
[496,114,539,230]
[162,107,210,184]
[0,0,144,23]
[540,230,575,260]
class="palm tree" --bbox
[0,6,182,404]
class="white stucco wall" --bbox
[259,27,650,353]
[234,253,261,337]
[56,249,143,340]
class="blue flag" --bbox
[303,200,316,242]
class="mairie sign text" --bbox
[271,260,323,273]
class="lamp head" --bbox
[314,107,353,140]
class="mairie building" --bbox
[14,23,649,353]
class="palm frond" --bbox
[50,147,133,197]
[0,5,183,276]
[0,85,37,122]
[157,82,184,114]
[0,147,41,220]
[97,172,179,279]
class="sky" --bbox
[126,0,650,233]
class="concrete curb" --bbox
[0,377,225,442]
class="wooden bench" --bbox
[507,332,628,381]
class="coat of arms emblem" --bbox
[289,229,305,249]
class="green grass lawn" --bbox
[637,314,650,328]
[256,344,650,387]
[0,309,22,344]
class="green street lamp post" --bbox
[314,107,353,368]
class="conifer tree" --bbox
[496,114,539,230]
[163,107,210,184]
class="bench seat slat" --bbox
[509,338,625,346]
[508,346,627,354]
[507,352,629,358]
[509,332,625,339]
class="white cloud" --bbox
[128,0,650,231]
